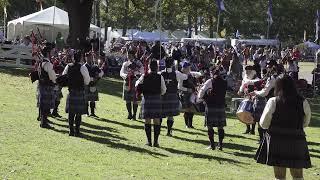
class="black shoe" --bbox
[52,112,62,118]
[145,142,152,147]
[153,143,159,148]
[132,114,136,120]
[37,116,41,121]
[127,114,133,120]
[166,132,172,137]
[69,131,74,136]
[189,126,195,129]
[217,143,223,151]
[40,123,53,129]
[250,130,255,135]
[90,113,98,118]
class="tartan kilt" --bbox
[66,89,87,115]
[54,85,63,100]
[162,92,180,117]
[85,86,99,102]
[141,95,162,119]
[255,130,311,169]
[38,85,55,110]
[253,97,266,122]
[205,105,226,127]
[179,91,193,109]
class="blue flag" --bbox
[267,0,273,24]
[216,0,226,12]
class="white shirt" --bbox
[178,71,202,91]
[135,72,167,95]
[254,75,277,97]
[239,76,261,93]
[120,60,144,80]
[39,60,57,83]
[62,63,91,86]
[260,97,311,129]
[197,78,212,102]
[163,68,188,82]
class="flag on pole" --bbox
[235,30,240,39]
[216,0,226,12]
[315,10,320,42]
[267,0,273,24]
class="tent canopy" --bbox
[7,6,100,42]
[181,38,229,46]
[127,31,168,42]
[231,39,280,47]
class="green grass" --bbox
[0,66,319,180]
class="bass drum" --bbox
[190,92,205,113]
[236,99,254,125]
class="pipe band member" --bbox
[84,52,104,117]
[250,59,279,144]
[161,57,188,136]
[63,51,90,137]
[255,75,311,180]
[135,60,167,147]
[37,43,57,129]
[120,50,144,120]
[51,56,65,118]
[198,67,227,150]
[178,61,202,129]
[238,65,264,135]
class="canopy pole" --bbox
[159,0,162,61]
[51,2,56,43]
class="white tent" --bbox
[128,31,169,42]
[7,6,100,42]
[231,39,280,47]
[181,38,229,46]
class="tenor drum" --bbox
[236,99,254,125]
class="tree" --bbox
[64,0,94,49]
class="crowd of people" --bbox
[30,38,316,180]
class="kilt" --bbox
[255,129,311,169]
[66,89,87,115]
[162,92,180,117]
[54,85,63,101]
[85,86,99,102]
[141,95,162,119]
[179,91,193,109]
[252,96,266,122]
[38,85,55,110]
[205,105,226,127]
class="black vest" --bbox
[67,63,84,90]
[161,71,178,93]
[204,77,227,108]
[39,60,54,86]
[142,73,161,95]
[85,63,100,78]
[183,74,197,90]
[269,97,305,136]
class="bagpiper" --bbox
[161,57,187,136]
[120,50,144,120]
[135,60,167,147]
[84,51,104,117]
[63,51,90,136]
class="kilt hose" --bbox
[162,92,180,117]
[141,95,162,119]
[66,89,87,115]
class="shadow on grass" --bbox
[97,77,123,98]
[0,67,30,77]
[96,118,145,130]
[161,147,245,165]
[226,151,256,159]
[49,120,167,157]
[172,135,256,152]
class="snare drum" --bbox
[236,99,254,125]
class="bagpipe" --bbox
[29,28,46,83]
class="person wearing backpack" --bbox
[198,66,227,150]
[62,51,90,137]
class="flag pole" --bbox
[267,20,270,39]
[216,10,221,38]
[3,7,6,40]
[159,0,162,61]
[51,0,56,43]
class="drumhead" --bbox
[236,112,254,125]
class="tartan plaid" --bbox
[38,85,55,110]
[66,90,87,115]
[162,92,180,117]
[205,106,226,127]
[141,95,162,119]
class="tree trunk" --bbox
[194,9,198,35]
[96,0,101,27]
[122,0,130,37]
[65,0,94,50]
[104,0,109,41]
[209,15,214,38]
[187,13,192,38]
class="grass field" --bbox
[0,64,319,180]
